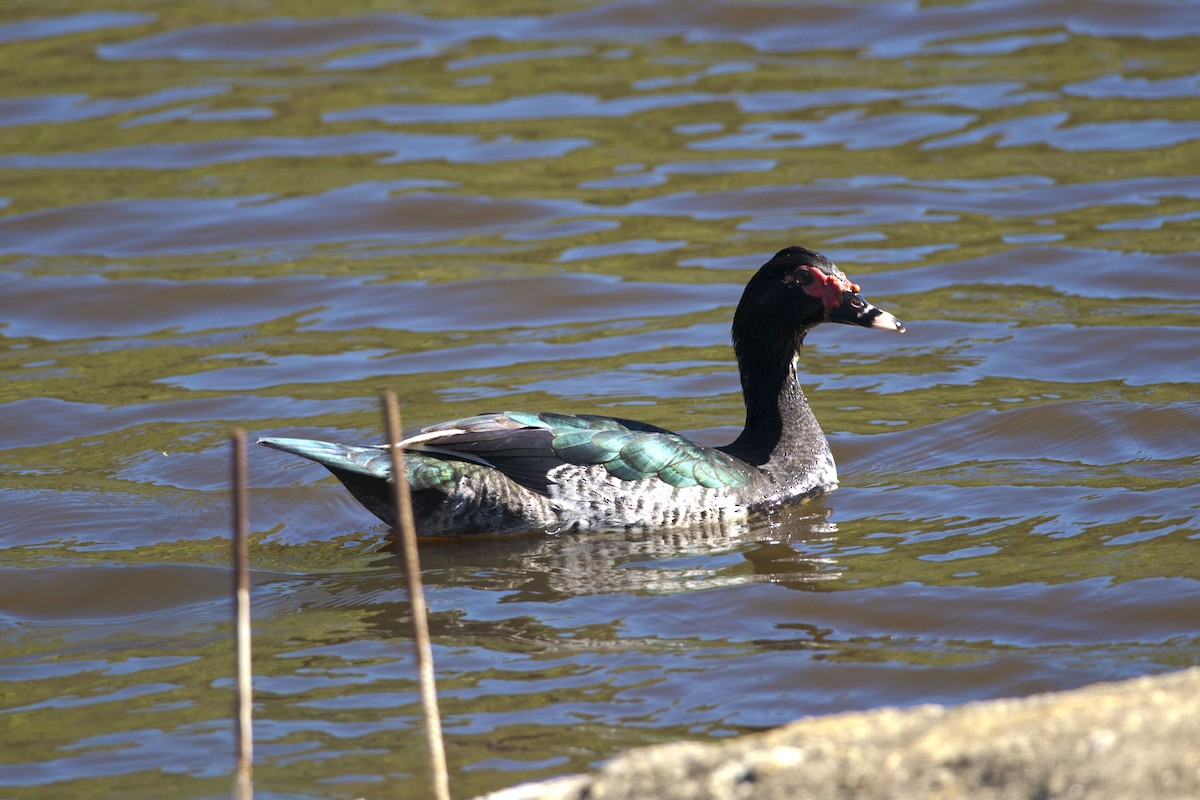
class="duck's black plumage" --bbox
[260,246,904,535]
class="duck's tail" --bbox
[259,437,392,478]
[259,437,402,524]
[258,436,467,527]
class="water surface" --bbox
[2,1,1199,798]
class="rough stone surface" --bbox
[477,667,1200,800]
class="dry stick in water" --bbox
[231,428,254,800]
[382,391,451,800]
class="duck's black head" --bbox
[733,246,905,352]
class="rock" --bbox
[477,667,1200,800]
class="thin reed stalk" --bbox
[382,391,451,800]
[231,428,254,800]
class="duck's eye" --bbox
[848,296,865,309]
[787,268,812,286]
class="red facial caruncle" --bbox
[784,266,860,311]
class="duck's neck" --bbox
[721,329,831,481]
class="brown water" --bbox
[2,2,1199,797]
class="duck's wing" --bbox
[404,411,759,495]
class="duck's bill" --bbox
[829,292,906,333]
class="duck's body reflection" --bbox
[404,500,842,602]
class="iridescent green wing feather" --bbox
[547,421,755,489]
[413,411,756,493]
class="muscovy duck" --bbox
[260,247,904,535]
